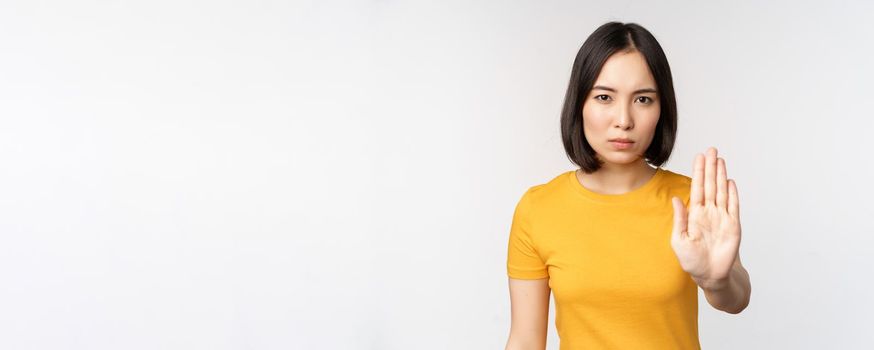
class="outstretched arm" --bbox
[699,255,751,314]
[670,147,752,314]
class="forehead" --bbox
[594,50,656,89]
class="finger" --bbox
[704,147,717,206]
[716,157,728,210]
[728,179,740,220]
[671,196,688,240]
[690,153,704,206]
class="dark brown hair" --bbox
[560,21,678,173]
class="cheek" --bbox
[635,104,661,127]
[644,110,661,128]
[581,104,612,128]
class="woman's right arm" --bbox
[505,277,550,350]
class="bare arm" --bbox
[505,277,550,350]
[698,255,751,314]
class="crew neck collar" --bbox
[568,167,665,204]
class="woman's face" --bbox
[582,49,661,167]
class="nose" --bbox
[614,103,633,130]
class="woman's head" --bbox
[560,22,677,173]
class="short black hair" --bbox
[560,21,678,173]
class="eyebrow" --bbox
[592,85,658,94]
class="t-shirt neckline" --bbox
[567,167,665,204]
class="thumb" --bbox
[671,196,688,241]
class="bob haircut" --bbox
[560,21,678,173]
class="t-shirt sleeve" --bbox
[506,188,549,279]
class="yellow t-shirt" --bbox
[507,167,700,350]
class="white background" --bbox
[1,1,872,349]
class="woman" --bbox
[505,22,751,350]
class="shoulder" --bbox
[521,170,573,200]
[658,167,693,201]
[515,170,576,213]
[659,167,692,187]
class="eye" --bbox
[594,94,611,102]
[636,96,654,104]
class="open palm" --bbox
[670,147,741,290]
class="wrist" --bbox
[693,275,731,292]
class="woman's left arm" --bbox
[670,147,752,314]
[698,255,751,314]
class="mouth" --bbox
[609,140,635,150]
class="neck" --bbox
[576,158,657,195]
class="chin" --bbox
[597,151,642,165]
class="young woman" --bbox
[505,22,751,350]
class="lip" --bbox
[609,140,634,150]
